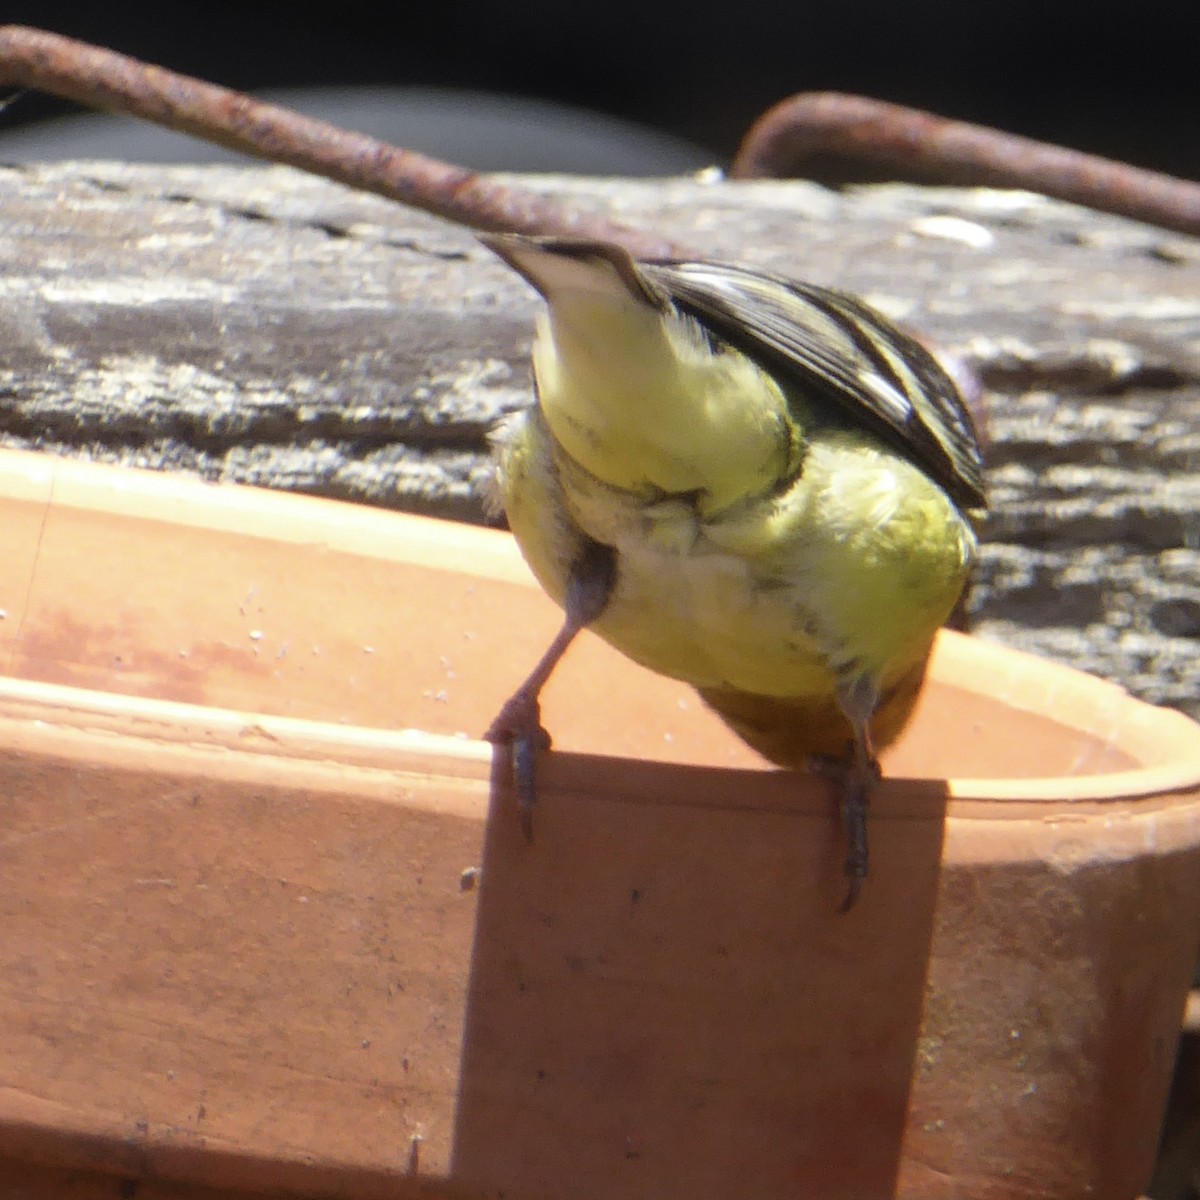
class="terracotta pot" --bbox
[0,448,1196,1200]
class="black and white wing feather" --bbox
[642,259,986,511]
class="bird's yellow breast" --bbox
[531,294,801,518]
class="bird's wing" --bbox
[642,260,986,510]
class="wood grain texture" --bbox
[1,162,1198,715]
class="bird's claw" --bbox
[486,692,552,841]
[812,752,882,912]
[838,781,870,913]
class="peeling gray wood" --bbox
[1,162,1198,716]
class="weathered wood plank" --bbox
[1,162,1198,715]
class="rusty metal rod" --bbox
[0,25,682,259]
[732,92,1200,237]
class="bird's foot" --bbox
[484,538,616,843]
[485,690,552,842]
[810,752,882,911]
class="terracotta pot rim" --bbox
[2,447,1198,812]
[2,671,1196,816]
[920,627,1200,801]
[0,446,530,587]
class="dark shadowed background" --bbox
[0,1,1197,177]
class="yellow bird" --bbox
[482,234,985,908]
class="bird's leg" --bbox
[812,675,883,911]
[485,539,617,840]
[836,713,882,912]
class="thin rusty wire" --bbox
[4,28,1195,242]
[0,25,683,259]
[732,92,1200,237]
